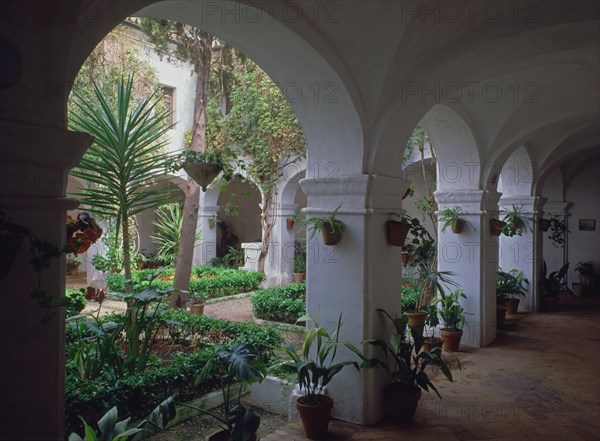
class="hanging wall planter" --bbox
[490,219,506,236]
[286,218,295,229]
[321,224,343,245]
[183,162,222,191]
[306,206,345,246]
[539,218,551,232]
[386,220,411,246]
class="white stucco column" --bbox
[435,190,502,347]
[0,121,91,439]
[194,204,218,266]
[498,196,546,312]
[300,174,410,425]
[264,203,297,286]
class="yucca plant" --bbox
[69,76,175,286]
[151,203,199,265]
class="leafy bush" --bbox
[106,266,265,298]
[65,314,282,435]
[250,283,306,324]
[401,285,421,311]
[64,289,87,317]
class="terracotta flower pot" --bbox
[539,218,551,232]
[496,305,507,329]
[401,253,410,265]
[506,298,520,315]
[384,383,421,423]
[386,221,410,246]
[190,302,206,315]
[183,162,222,191]
[451,218,466,234]
[490,219,506,236]
[544,296,559,312]
[422,337,444,352]
[286,218,295,229]
[321,225,342,245]
[405,311,428,337]
[293,272,305,283]
[440,329,463,352]
[296,394,333,438]
[66,264,79,276]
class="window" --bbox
[163,86,175,126]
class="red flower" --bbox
[85,287,96,301]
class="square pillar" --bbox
[194,204,218,265]
[435,190,502,347]
[264,204,297,286]
[0,121,91,439]
[499,196,546,312]
[300,174,410,424]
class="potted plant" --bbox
[306,205,345,246]
[489,218,506,236]
[66,255,82,275]
[172,149,236,191]
[279,313,358,438]
[541,262,570,312]
[401,264,458,335]
[432,288,469,352]
[189,291,208,315]
[438,206,468,234]
[422,304,444,352]
[349,310,456,423]
[548,217,568,248]
[496,268,529,315]
[574,261,597,295]
[500,204,530,237]
[386,215,411,247]
[180,342,266,441]
[539,217,551,232]
[293,251,306,283]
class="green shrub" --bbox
[401,285,421,311]
[106,266,265,298]
[65,313,282,435]
[64,289,88,317]
[250,283,306,324]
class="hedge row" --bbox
[65,312,282,434]
[250,283,306,324]
[106,266,265,298]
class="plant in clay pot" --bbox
[438,206,469,234]
[432,288,469,352]
[541,261,571,312]
[500,204,531,237]
[279,313,358,439]
[189,291,208,315]
[293,241,306,282]
[306,205,345,246]
[348,310,457,423]
[496,268,529,315]
[66,255,82,275]
[422,304,444,352]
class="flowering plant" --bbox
[66,212,103,255]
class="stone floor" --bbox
[263,296,600,441]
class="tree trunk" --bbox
[172,33,213,308]
[122,213,132,293]
[257,190,274,274]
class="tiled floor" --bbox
[263,296,600,441]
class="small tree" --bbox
[214,65,306,273]
[69,76,174,287]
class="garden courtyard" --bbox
[66,275,600,441]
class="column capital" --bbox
[543,201,570,216]
[499,196,546,213]
[434,190,501,213]
[300,174,410,215]
[1,120,92,198]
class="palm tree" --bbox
[69,76,174,288]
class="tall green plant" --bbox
[151,204,199,265]
[69,76,175,287]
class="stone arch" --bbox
[62,0,366,176]
[498,146,535,198]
